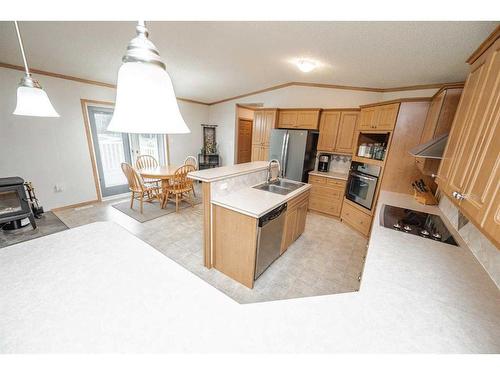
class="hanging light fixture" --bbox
[107,21,190,134]
[12,21,59,117]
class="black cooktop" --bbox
[380,204,458,246]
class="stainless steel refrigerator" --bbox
[269,129,319,182]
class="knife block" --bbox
[413,189,438,206]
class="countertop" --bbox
[2,192,499,352]
[308,170,349,180]
[211,180,311,218]
[188,161,269,182]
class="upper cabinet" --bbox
[437,30,500,248]
[277,109,320,130]
[251,109,277,161]
[414,86,463,176]
[317,110,359,154]
[359,103,400,131]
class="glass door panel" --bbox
[87,106,132,197]
[129,133,166,166]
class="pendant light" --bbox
[107,21,190,134]
[12,21,59,117]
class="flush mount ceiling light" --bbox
[107,21,190,134]
[13,21,59,117]
[296,59,318,73]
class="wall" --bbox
[167,101,209,166]
[439,195,500,288]
[0,67,208,210]
[208,85,439,166]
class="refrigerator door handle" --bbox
[283,132,290,177]
[279,132,287,177]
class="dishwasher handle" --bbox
[259,203,287,227]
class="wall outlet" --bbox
[54,184,64,192]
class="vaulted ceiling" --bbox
[0,21,497,103]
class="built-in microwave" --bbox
[346,162,381,210]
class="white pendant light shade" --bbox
[107,21,190,134]
[13,85,60,117]
[107,62,189,134]
[12,21,59,118]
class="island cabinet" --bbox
[251,109,277,161]
[358,103,400,131]
[307,175,346,217]
[281,190,309,254]
[317,110,359,154]
[277,109,321,130]
[437,33,500,248]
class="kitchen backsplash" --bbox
[439,194,500,288]
[315,153,351,174]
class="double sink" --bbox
[253,179,305,195]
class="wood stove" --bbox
[0,177,36,230]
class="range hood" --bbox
[409,133,448,159]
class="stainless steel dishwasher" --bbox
[254,203,287,280]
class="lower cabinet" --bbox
[307,175,346,217]
[281,191,309,254]
[340,198,372,237]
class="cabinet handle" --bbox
[452,191,466,201]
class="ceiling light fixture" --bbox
[107,21,190,134]
[13,21,59,117]
[296,59,318,73]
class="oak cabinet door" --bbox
[375,103,400,130]
[294,200,308,240]
[296,111,320,130]
[335,111,359,154]
[441,54,490,198]
[420,90,446,144]
[278,111,298,128]
[281,207,298,253]
[261,110,277,145]
[458,41,500,234]
[359,107,378,130]
[317,111,341,151]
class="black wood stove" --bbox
[0,177,37,230]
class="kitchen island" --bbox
[188,162,311,288]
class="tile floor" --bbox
[54,194,368,304]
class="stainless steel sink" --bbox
[253,179,305,195]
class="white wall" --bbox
[208,85,438,166]
[0,67,208,210]
[167,101,209,166]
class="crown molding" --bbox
[0,62,210,106]
[1,61,464,107]
[466,24,500,65]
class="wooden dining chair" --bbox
[121,162,161,214]
[163,164,196,212]
[183,156,198,197]
[136,155,161,184]
[184,155,197,169]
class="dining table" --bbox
[137,165,180,208]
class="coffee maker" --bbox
[318,154,331,172]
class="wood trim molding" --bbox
[432,83,465,98]
[52,199,100,212]
[359,97,433,108]
[0,62,210,105]
[466,24,500,65]
[321,108,360,112]
[0,61,465,107]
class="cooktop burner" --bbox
[380,204,458,246]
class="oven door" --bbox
[346,171,378,210]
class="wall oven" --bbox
[346,162,381,210]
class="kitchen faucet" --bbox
[267,159,281,183]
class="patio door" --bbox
[86,105,166,198]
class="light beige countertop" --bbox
[188,161,269,182]
[308,170,349,180]
[2,191,499,352]
[211,180,311,218]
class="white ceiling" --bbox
[0,21,497,103]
